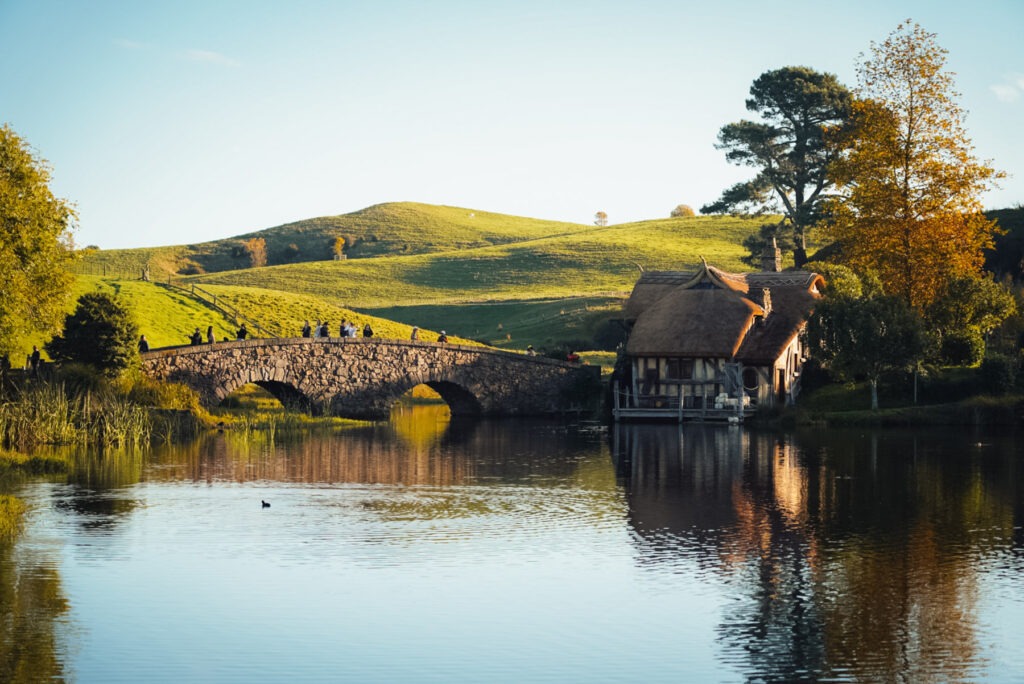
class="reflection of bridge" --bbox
[141,338,600,419]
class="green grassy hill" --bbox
[76,203,597,278]
[71,276,466,351]
[184,213,762,307]
[65,202,767,359]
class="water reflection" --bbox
[0,495,69,682]
[144,406,599,488]
[612,424,1024,682]
[3,409,1022,682]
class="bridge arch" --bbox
[140,338,600,420]
[223,380,315,413]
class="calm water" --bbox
[3,407,1024,682]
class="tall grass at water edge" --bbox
[0,382,152,450]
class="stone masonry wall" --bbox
[140,338,598,420]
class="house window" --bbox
[666,359,694,380]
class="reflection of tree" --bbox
[0,500,69,682]
[144,410,601,489]
[53,447,144,532]
[613,425,1019,681]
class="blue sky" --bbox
[2,0,1022,249]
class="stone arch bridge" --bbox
[141,338,600,420]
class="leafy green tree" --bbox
[702,67,852,266]
[805,295,929,409]
[46,292,139,376]
[802,261,863,299]
[0,124,76,367]
[825,21,1003,312]
[927,276,1016,350]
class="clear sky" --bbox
[2,0,1022,249]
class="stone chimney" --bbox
[761,237,782,272]
[752,287,772,319]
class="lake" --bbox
[3,406,1023,682]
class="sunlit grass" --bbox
[69,203,772,353]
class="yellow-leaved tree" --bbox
[826,21,1004,312]
[0,124,76,368]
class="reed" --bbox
[0,382,154,449]
[0,494,26,540]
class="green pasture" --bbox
[366,296,626,351]
[60,204,768,358]
[182,214,761,308]
[75,202,596,277]
[70,276,471,350]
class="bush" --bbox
[56,363,110,395]
[938,330,984,366]
[124,375,201,412]
[670,204,696,218]
[591,320,627,351]
[46,292,139,377]
[978,355,1017,395]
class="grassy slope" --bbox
[76,202,597,277]
[185,214,760,308]
[71,276,468,350]
[67,203,763,357]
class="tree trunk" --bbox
[870,377,879,410]
[793,230,808,268]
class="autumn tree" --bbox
[825,21,1003,312]
[0,124,76,368]
[702,67,852,266]
[242,237,267,268]
[594,211,608,227]
[670,204,695,218]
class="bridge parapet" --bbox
[141,337,599,419]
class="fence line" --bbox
[159,280,283,339]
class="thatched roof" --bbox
[624,262,823,364]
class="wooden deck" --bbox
[611,382,756,423]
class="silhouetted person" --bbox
[190,328,202,345]
[237,324,248,340]
[363,323,373,338]
[138,335,149,353]
[30,345,41,377]
[206,325,215,344]
[302,321,312,338]
[437,330,448,344]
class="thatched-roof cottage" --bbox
[613,254,823,421]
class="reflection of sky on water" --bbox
[4,414,1023,682]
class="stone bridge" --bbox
[140,338,601,420]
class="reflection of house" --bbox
[613,246,823,421]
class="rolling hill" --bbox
[71,202,767,354]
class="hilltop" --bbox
[72,202,768,354]
[78,202,597,277]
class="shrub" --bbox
[938,330,984,366]
[671,204,696,218]
[978,355,1017,395]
